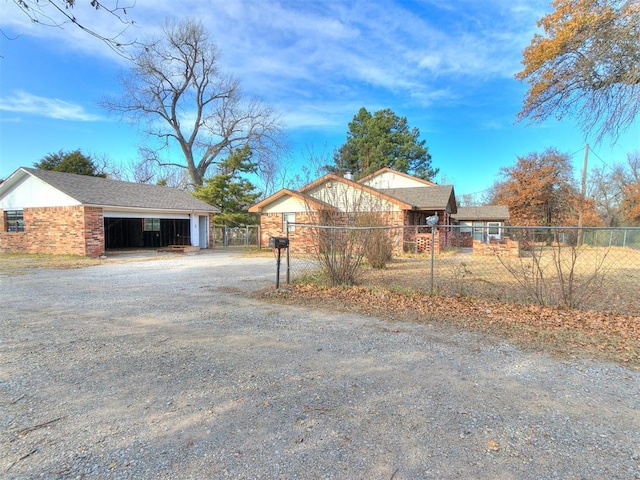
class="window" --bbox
[144,218,160,231]
[283,212,295,232]
[459,221,472,234]
[5,210,24,232]
[488,222,501,235]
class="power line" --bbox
[587,145,612,169]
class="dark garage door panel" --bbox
[105,218,190,249]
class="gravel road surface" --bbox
[1,251,639,479]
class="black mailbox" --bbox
[269,236,289,249]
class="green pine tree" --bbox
[331,107,438,180]
[193,145,261,226]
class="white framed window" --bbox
[5,210,24,232]
[459,221,472,234]
[488,222,501,236]
[144,218,160,231]
[283,212,295,232]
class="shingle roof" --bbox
[377,186,455,211]
[452,205,510,221]
[22,168,219,212]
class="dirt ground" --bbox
[360,247,640,316]
[1,251,639,479]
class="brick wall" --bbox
[259,210,407,255]
[84,207,105,256]
[0,206,105,256]
[415,231,441,254]
[259,211,322,253]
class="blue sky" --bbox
[1,0,638,199]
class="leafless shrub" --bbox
[304,181,394,285]
[496,230,610,309]
[550,241,610,309]
[357,213,392,269]
[312,222,369,286]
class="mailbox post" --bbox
[268,236,289,288]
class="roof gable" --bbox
[0,172,79,209]
[0,168,219,213]
[299,173,414,210]
[359,168,437,189]
[248,189,336,213]
[249,171,457,214]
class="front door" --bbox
[198,216,208,248]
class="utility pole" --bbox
[577,143,589,245]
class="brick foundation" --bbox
[473,238,519,257]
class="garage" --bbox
[0,168,219,256]
[105,217,191,249]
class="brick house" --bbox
[0,167,219,256]
[249,168,457,254]
[451,206,511,244]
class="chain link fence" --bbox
[213,226,260,248]
[282,224,640,316]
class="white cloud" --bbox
[0,0,551,132]
[0,91,103,121]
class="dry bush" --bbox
[356,213,392,269]
[496,239,610,309]
[303,184,394,285]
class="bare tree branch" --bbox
[11,0,138,56]
[516,0,640,143]
[102,18,286,187]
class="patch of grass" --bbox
[0,252,168,276]
[292,269,329,285]
[0,253,105,275]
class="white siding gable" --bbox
[306,181,399,212]
[261,194,308,214]
[0,174,79,209]
[362,171,428,189]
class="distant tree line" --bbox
[487,148,640,227]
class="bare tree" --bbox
[589,164,626,226]
[286,144,333,190]
[589,151,640,225]
[10,0,136,54]
[103,18,285,188]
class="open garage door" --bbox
[105,217,191,249]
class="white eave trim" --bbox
[101,206,214,219]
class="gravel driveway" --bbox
[1,251,639,479]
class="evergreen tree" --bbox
[34,150,107,177]
[193,145,261,226]
[331,107,437,180]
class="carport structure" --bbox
[0,168,219,256]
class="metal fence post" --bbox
[286,223,291,284]
[430,225,435,295]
